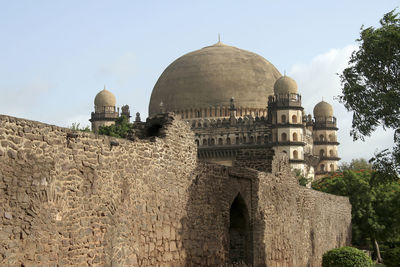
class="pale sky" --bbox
[0,0,397,163]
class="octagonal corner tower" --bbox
[149,42,281,118]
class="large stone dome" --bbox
[149,42,281,117]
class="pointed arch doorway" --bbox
[229,193,252,265]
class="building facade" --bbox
[90,41,340,179]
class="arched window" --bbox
[319,149,325,157]
[250,136,254,143]
[203,139,207,146]
[226,137,231,145]
[243,137,246,143]
[319,134,325,141]
[329,134,335,141]
[293,150,298,159]
[292,115,297,123]
[210,138,215,145]
[329,149,334,156]
[320,164,325,172]
[195,140,199,146]
[281,132,287,141]
[257,136,261,144]
[236,137,240,144]
[197,110,201,118]
[218,138,223,145]
[330,164,334,171]
[292,132,298,141]
[281,115,287,123]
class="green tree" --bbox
[98,115,133,138]
[312,170,400,263]
[338,158,372,172]
[339,9,400,175]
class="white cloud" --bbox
[289,45,395,163]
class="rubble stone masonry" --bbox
[0,114,351,266]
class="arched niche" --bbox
[229,193,252,265]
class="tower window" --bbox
[329,149,334,156]
[203,139,207,146]
[320,149,325,157]
[292,115,297,123]
[281,132,287,141]
[319,134,325,141]
[226,137,231,145]
[320,164,325,172]
[293,150,298,159]
[292,132,298,141]
[330,164,334,171]
[218,138,223,145]
[281,115,287,123]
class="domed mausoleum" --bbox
[149,41,281,118]
[91,41,340,180]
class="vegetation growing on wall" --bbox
[70,122,91,132]
[98,115,133,138]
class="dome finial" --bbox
[218,33,221,43]
[104,84,106,90]
[284,70,286,76]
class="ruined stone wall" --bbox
[0,114,198,266]
[0,114,351,266]
[254,155,351,266]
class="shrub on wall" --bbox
[383,247,400,267]
[322,246,373,267]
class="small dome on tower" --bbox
[313,100,333,118]
[274,75,298,95]
[94,88,116,107]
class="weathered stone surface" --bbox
[0,114,351,266]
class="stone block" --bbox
[4,211,12,219]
